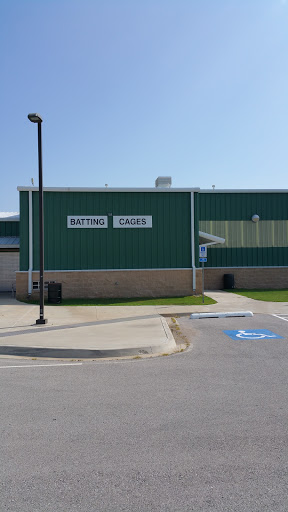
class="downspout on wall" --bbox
[191,192,196,293]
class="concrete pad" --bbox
[0,297,176,358]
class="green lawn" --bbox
[21,295,216,306]
[226,289,288,302]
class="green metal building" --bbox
[199,189,288,289]
[16,184,204,299]
[15,184,288,299]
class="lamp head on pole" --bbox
[28,113,43,123]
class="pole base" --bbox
[36,318,48,325]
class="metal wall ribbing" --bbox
[19,192,29,267]
[20,191,193,271]
[199,192,288,267]
[199,193,288,221]
[0,221,19,236]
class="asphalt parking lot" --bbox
[178,311,288,351]
[1,312,288,512]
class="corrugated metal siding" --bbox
[199,193,288,220]
[19,192,29,271]
[21,191,192,271]
[199,220,288,248]
[0,221,19,236]
[206,247,288,267]
[193,192,200,268]
[199,193,288,267]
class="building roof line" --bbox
[200,189,288,193]
[17,186,288,193]
[17,186,201,193]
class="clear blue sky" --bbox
[1,0,288,211]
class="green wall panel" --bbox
[194,192,200,268]
[0,221,19,236]
[19,192,29,271]
[20,191,192,271]
[199,192,288,267]
[199,193,288,221]
[204,247,288,268]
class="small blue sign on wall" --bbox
[199,246,207,257]
[224,329,284,340]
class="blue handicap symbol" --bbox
[224,329,284,340]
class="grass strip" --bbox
[225,289,288,302]
[20,295,216,306]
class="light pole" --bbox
[28,113,47,324]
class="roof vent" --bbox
[155,176,172,188]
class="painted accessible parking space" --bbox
[224,329,284,341]
[273,314,288,322]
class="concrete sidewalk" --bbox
[156,290,288,316]
[0,300,176,358]
[0,291,287,358]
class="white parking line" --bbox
[273,314,288,322]
[0,363,83,369]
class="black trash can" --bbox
[48,283,62,304]
[223,273,234,289]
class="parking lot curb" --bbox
[190,311,253,319]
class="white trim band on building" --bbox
[200,189,288,193]
[17,186,201,193]
[201,266,288,269]
[17,267,194,273]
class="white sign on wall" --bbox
[113,216,152,228]
[67,216,108,228]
